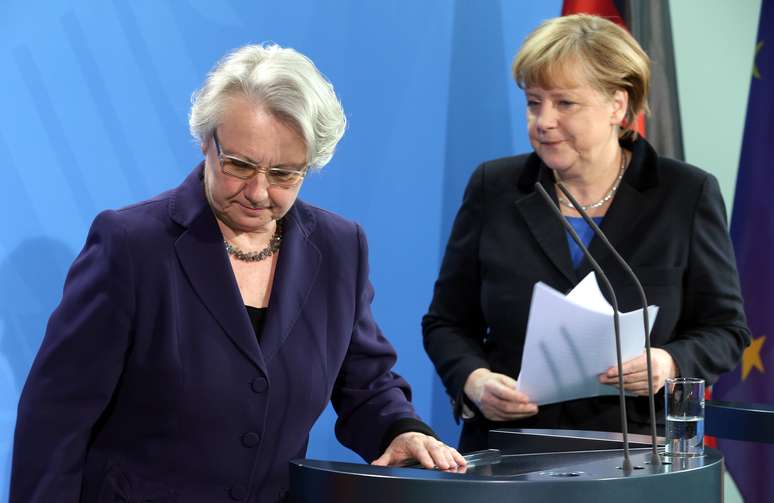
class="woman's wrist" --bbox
[463,368,491,402]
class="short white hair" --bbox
[189,44,346,169]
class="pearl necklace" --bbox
[556,151,627,211]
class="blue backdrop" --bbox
[0,0,560,497]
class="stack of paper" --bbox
[517,272,659,405]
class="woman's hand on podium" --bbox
[463,368,539,422]
[598,348,679,395]
[371,432,467,470]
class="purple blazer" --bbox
[11,166,421,503]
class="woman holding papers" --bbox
[423,14,751,452]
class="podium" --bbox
[290,429,723,503]
[290,399,774,501]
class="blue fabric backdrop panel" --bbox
[0,0,559,497]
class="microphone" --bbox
[555,181,661,467]
[534,182,633,475]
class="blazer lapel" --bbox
[514,160,577,285]
[577,181,648,277]
[576,137,660,278]
[171,165,265,371]
[259,201,321,363]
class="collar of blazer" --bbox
[515,136,662,195]
[167,162,322,371]
[513,136,662,287]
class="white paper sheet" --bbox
[517,272,659,405]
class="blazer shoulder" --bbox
[653,155,726,210]
[85,189,179,252]
[473,153,534,197]
[293,199,361,242]
[480,154,531,179]
[657,156,717,188]
[115,190,177,232]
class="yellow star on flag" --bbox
[753,41,763,79]
[741,335,766,380]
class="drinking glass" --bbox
[664,377,705,457]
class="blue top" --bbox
[566,216,604,268]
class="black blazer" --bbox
[422,137,750,451]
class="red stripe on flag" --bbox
[562,0,623,25]
[704,386,717,448]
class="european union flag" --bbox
[713,2,774,502]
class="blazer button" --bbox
[242,431,261,447]
[229,484,247,501]
[251,377,268,393]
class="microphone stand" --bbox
[555,181,661,467]
[534,183,633,475]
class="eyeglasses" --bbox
[212,130,308,188]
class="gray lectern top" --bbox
[290,430,723,503]
[288,386,774,501]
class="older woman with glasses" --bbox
[11,44,463,503]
